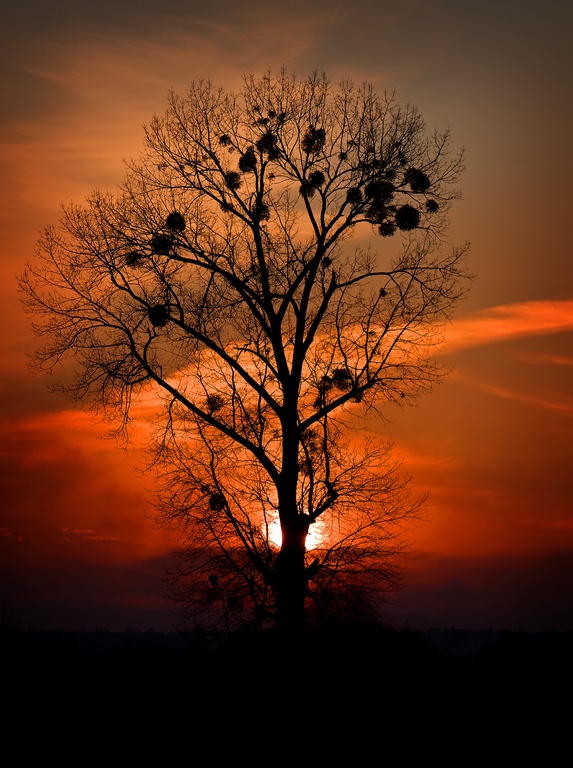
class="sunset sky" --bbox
[2,0,572,632]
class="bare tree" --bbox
[20,71,468,633]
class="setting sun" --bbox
[267,516,326,550]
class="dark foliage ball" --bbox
[332,368,353,390]
[150,233,173,255]
[404,167,431,193]
[125,250,145,266]
[366,200,393,225]
[395,204,420,231]
[346,187,362,205]
[218,134,231,146]
[148,304,169,327]
[299,180,316,199]
[364,179,394,204]
[364,181,380,200]
[302,127,326,154]
[301,428,320,452]
[224,171,242,191]
[251,201,270,221]
[206,394,225,413]
[309,170,326,188]
[209,493,225,511]
[378,221,397,237]
[426,199,440,213]
[165,211,186,232]
[256,131,281,160]
[238,146,257,173]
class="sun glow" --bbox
[267,515,326,550]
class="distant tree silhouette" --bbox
[21,71,468,633]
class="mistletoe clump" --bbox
[395,204,420,231]
[302,126,326,155]
[150,233,174,255]
[224,171,242,191]
[165,211,186,232]
[256,131,281,160]
[238,146,257,173]
[148,304,169,327]
[404,167,431,193]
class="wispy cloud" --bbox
[521,353,573,367]
[443,299,573,353]
[467,380,573,417]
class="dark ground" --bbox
[3,623,570,756]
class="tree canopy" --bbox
[21,71,468,632]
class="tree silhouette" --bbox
[21,71,468,633]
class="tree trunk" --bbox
[274,388,309,632]
[274,518,309,633]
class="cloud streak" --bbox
[443,299,573,353]
[464,380,573,417]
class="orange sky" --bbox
[1,0,572,631]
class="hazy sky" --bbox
[2,0,572,631]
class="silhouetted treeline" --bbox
[4,623,572,681]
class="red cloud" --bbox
[443,299,573,353]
